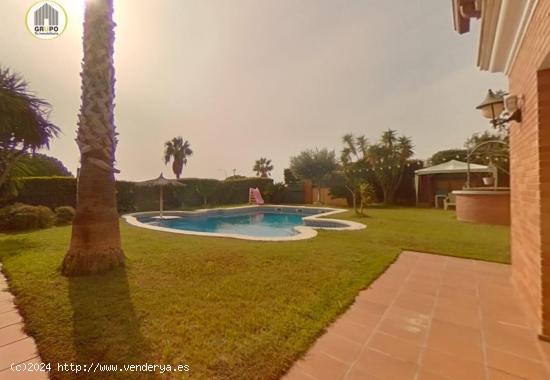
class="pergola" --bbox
[414,160,493,205]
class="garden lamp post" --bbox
[468,89,517,188]
[475,89,522,127]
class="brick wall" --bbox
[508,0,550,335]
[539,68,550,336]
[455,192,510,225]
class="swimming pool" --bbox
[124,206,366,241]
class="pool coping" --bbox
[122,205,366,241]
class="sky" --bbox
[2,0,506,181]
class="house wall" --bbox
[507,0,550,335]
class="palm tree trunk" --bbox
[62,0,124,276]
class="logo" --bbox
[26,1,67,40]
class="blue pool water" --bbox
[143,212,310,237]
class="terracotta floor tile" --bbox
[285,252,549,380]
[437,291,479,312]
[480,302,530,327]
[393,290,436,315]
[353,348,417,380]
[420,348,486,380]
[384,305,431,326]
[438,285,478,301]
[483,322,542,361]
[426,319,484,362]
[486,348,550,380]
[474,261,510,275]
[327,319,374,345]
[0,301,14,314]
[296,351,349,380]
[281,366,317,380]
[344,306,382,328]
[540,339,550,362]
[0,358,48,380]
[477,273,511,287]
[312,332,362,364]
[0,338,39,371]
[377,310,429,345]
[403,279,440,297]
[487,368,526,380]
[0,310,23,329]
[344,366,383,380]
[0,291,13,303]
[0,323,27,347]
[367,331,421,363]
[364,279,401,293]
[416,368,451,380]
[433,301,481,329]
[352,300,388,316]
[441,276,478,292]
[385,265,413,275]
[407,265,443,285]
[361,288,398,306]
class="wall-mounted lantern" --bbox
[476,89,522,127]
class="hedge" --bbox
[9,176,274,212]
[14,177,77,208]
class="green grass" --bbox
[0,207,509,379]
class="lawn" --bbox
[0,207,509,379]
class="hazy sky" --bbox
[2,0,506,181]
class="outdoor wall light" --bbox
[476,89,522,127]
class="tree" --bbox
[358,182,375,216]
[164,137,193,179]
[465,130,509,177]
[16,153,72,177]
[194,179,219,207]
[253,158,274,178]
[290,148,337,202]
[428,149,468,166]
[0,67,59,194]
[283,168,298,184]
[339,134,372,211]
[62,0,124,276]
[368,129,415,204]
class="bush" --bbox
[14,177,77,208]
[54,206,75,225]
[8,176,276,213]
[0,203,56,231]
[264,182,287,203]
[116,181,137,213]
[217,177,273,204]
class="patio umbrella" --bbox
[136,173,185,218]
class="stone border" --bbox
[123,205,366,241]
[0,263,48,378]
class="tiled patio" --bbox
[283,251,550,380]
[0,264,47,380]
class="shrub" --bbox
[116,181,137,213]
[0,203,56,231]
[14,177,77,208]
[9,176,276,213]
[194,179,220,207]
[264,182,287,203]
[218,177,273,204]
[54,206,76,225]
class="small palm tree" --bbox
[253,158,273,178]
[0,67,59,192]
[164,137,193,179]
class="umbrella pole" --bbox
[160,186,164,219]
